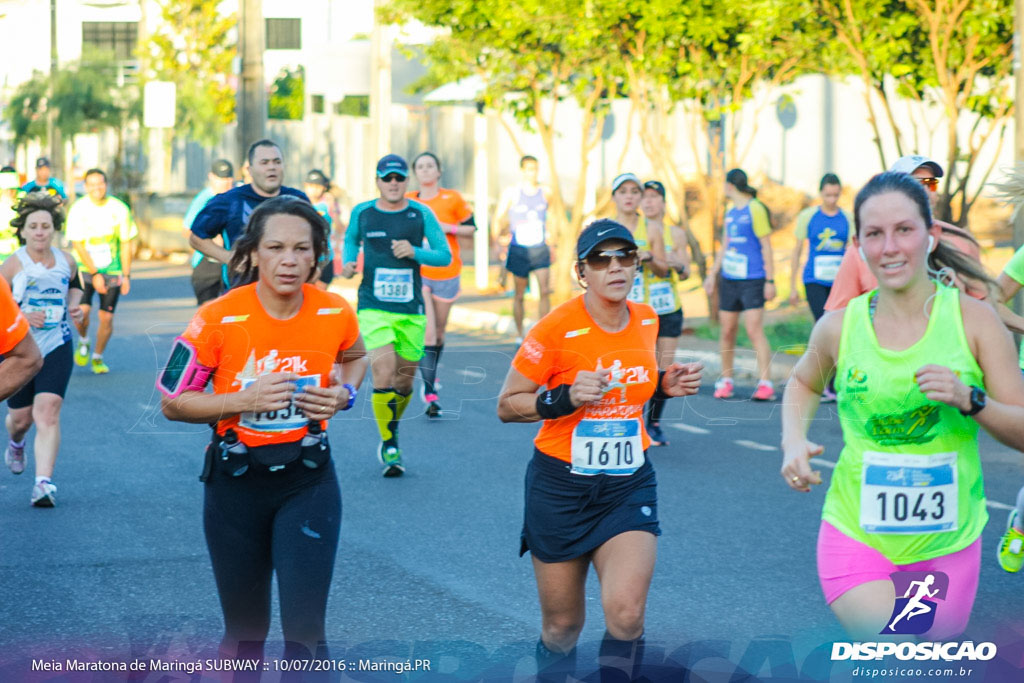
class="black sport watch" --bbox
[960,385,987,416]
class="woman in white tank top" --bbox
[0,192,83,507]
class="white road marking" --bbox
[668,423,711,435]
[734,440,777,452]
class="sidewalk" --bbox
[328,274,801,384]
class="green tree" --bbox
[817,0,1013,225]
[6,75,48,153]
[268,67,305,120]
[382,0,616,299]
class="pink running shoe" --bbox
[5,441,25,475]
[752,381,776,401]
[713,378,734,399]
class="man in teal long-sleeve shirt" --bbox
[340,154,450,477]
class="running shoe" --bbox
[647,422,668,447]
[91,358,110,375]
[30,479,56,507]
[752,380,776,401]
[820,386,837,403]
[713,378,734,399]
[4,441,25,475]
[377,442,405,478]
[998,509,1024,573]
[424,393,442,418]
[74,340,90,367]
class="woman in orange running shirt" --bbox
[160,196,368,668]
[498,219,703,681]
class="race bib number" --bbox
[373,268,414,303]
[87,242,113,270]
[860,451,958,534]
[570,419,645,476]
[628,272,645,303]
[648,281,676,314]
[513,219,545,247]
[24,300,64,330]
[813,254,843,283]
[722,250,748,279]
[240,374,319,432]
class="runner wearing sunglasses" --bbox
[824,155,986,312]
[498,219,702,680]
[160,196,368,667]
[341,154,451,476]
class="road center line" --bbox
[733,440,777,452]
[668,423,711,435]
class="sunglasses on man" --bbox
[583,249,639,270]
[918,177,939,191]
[380,174,406,183]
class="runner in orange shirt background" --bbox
[406,152,475,418]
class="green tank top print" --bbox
[824,284,988,564]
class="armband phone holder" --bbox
[157,337,213,398]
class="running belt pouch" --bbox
[199,442,215,483]
[300,439,331,469]
[248,441,302,467]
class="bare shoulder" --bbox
[959,291,1002,329]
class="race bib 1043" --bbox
[860,450,958,534]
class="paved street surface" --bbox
[1,262,1023,681]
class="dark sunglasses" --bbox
[918,177,939,191]
[584,249,639,270]
[380,174,406,183]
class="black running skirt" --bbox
[520,448,660,563]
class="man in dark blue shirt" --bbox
[189,139,309,292]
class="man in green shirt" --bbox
[65,168,137,374]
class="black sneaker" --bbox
[647,422,668,447]
[425,401,442,418]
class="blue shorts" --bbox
[719,277,765,312]
[520,449,660,563]
[506,244,551,278]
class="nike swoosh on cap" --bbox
[597,229,613,236]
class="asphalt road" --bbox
[0,262,1022,682]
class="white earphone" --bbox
[858,246,866,262]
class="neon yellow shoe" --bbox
[74,341,90,366]
[91,357,110,375]
[997,509,1024,573]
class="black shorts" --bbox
[80,272,122,313]
[804,282,831,321]
[506,244,551,278]
[319,259,335,285]
[719,277,765,312]
[192,258,224,305]
[520,449,660,563]
[657,308,683,338]
[8,339,73,408]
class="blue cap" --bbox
[376,154,408,179]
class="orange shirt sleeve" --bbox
[180,305,222,370]
[824,248,877,312]
[450,190,473,224]
[0,277,29,355]
[512,321,558,387]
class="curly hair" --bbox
[9,191,65,244]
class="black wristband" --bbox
[653,370,671,401]
[535,384,577,420]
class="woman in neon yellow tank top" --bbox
[781,172,1024,641]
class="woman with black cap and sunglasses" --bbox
[498,219,702,681]
[704,168,776,401]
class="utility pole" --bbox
[237,0,266,162]
[48,0,63,184]
[370,0,392,184]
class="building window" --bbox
[311,95,325,114]
[82,22,138,61]
[266,18,301,50]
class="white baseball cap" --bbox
[889,154,944,178]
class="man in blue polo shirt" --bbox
[189,139,308,293]
[21,157,67,200]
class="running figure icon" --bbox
[888,574,940,632]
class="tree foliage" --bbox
[145,0,236,146]
[6,75,48,149]
[268,67,305,120]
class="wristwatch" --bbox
[959,385,987,416]
[341,383,357,411]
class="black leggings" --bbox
[203,457,341,663]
